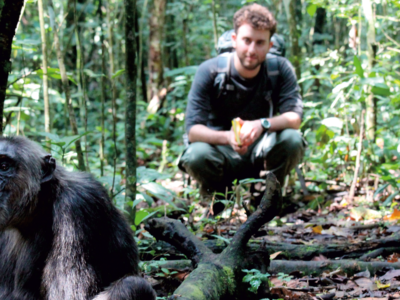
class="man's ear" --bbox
[232,31,237,48]
[41,155,56,183]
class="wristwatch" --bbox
[260,118,271,132]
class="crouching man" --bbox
[179,3,305,213]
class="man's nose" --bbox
[248,42,256,54]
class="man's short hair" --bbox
[233,4,277,37]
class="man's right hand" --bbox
[227,128,248,155]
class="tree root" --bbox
[145,173,282,300]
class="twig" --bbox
[349,110,365,201]
[7,69,38,87]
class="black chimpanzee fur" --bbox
[0,136,156,300]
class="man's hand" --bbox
[228,126,248,155]
[238,118,264,147]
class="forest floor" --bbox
[142,175,400,300]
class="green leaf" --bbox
[135,211,157,227]
[112,69,125,79]
[134,210,149,226]
[374,183,390,199]
[210,235,231,244]
[84,69,105,78]
[60,132,91,150]
[307,4,317,17]
[239,178,265,185]
[138,191,154,206]
[141,182,176,208]
[383,192,400,206]
[353,56,364,78]
[371,83,391,96]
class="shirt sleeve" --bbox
[276,57,303,118]
[185,59,216,134]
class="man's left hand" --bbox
[239,118,264,147]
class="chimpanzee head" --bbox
[0,137,56,229]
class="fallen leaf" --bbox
[350,207,382,221]
[375,280,390,289]
[312,225,323,234]
[379,269,400,280]
[384,208,400,221]
[269,251,282,260]
[312,254,328,261]
[388,253,400,263]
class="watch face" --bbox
[261,118,271,130]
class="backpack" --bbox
[215,30,287,119]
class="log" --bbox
[144,233,400,261]
[145,173,283,300]
[144,259,400,277]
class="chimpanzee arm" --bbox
[42,199,101,300]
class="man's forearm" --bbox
[269,112,301,132]
[188,124,230,145]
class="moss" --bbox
[222,266,236,295]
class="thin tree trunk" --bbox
[106,0,118,194]
[312,7,326,90]
[283,0,302,89]
[48,0,86,171]
[182,18,189,66]
[38,0,50,142]
[75,27,90,171]
[136,9,147,103]
[211,0,218,51]
[362,0,377,141]
[124,0,137,224]
[0,0,25,134]
[98,0,107,176]
[349,110,365,200]
[147,0,166,111]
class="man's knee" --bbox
[276,129,304,155]
[179,142,222,174]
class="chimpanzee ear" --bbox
[41,155,56,183]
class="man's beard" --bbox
[238,55,264,71]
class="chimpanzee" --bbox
[0,136,156,300]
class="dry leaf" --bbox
[269,251,282,260]
[387,253,400,263]
[375,280,390,289]
[384,208,400,221]
[312,225,323,234]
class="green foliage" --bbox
[242,269,271,294]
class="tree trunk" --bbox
[362,0,377,141]
[98,0,107,176]
[146,173,282,300]
[211,0,218,51]
[65,0,86,70]
[106,0,119,195]
[38,0,50,141]
[312,7,326,90]
[147,0,166,113]
[124,0,137,224]
[48,0,86,171]
[283,0,302,90]
[0,0,25,134]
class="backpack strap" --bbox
[265,53,280,118]
[215,52,234,99]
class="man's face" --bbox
[232,23,272,71]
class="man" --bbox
[179,4,304,208]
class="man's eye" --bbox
[0,162,10,171]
